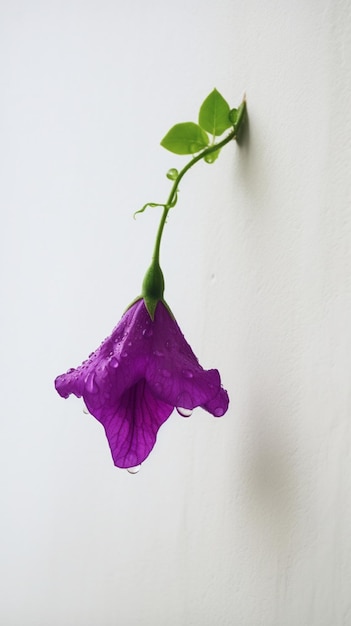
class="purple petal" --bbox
[55,299,150,407]
[146,302,227,414]
[202,386,229,417]
[55,298,229,467]
[95,378,173,468]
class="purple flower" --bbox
[55,299,229,468]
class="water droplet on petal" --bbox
[154,382,163,394]
[82,404,89,414]
[162,369,171,378]
[84,371,98,394]
[121,352,128,358]
[142,328,153,338]
[176,407,193,418]
[127,465,141,474]
[97,362,108,378]
[153,349,164,357]
[109,356,119,369]
[182,368,193,379]
[176,391,193,409]
[214,407,225,417]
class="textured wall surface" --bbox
[1,1,351,624]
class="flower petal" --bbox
[55,298,229,468]
[201,386,229,417]
[146,302,228,413]
[93,379,173,468]
[55,299,150,408]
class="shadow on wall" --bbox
[240,391,298,551]
[234,108,275,212]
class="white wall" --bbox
[1,1,351,624]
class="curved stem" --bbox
[151,98,246,265]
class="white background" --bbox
[1,1,351,624]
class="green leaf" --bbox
[198,89,232,136]
[161,122,209,155]
[229,108,238,125]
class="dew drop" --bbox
[166,167,178,181]
[82,404,89,415]
[153,349,164,357]
[84,371,98,393]
[214,407,225,417]
[142,328,153,338]
[121,352,128,358]
[182,368,194,379]
[205,153,216,164]
[154,382,163,394]
[176,407,193,418]
[109,356,119,369]
[97,362,108,378]
[176,391,193,409]
[127,465,141,474]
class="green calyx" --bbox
[141,259,165,319]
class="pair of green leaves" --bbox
[161,88,238,159]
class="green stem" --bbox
[151,99,246,265]
[140,98,246,317]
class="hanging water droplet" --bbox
[166,168,178,180]
[109,356,119,369]
[82,404,89,414]
[214,407,225,417]
[182,368,193,379]
[176,391,193,408]
[176,407,193,418]
[127,465,141,474]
